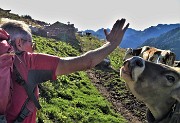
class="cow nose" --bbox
[130,56,144,68]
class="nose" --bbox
[124,56,144,68]
[131,56,144,67]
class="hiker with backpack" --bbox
[0,18,129,123]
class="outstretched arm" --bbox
[56,18,129,75]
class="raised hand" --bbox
[104,18,129,45]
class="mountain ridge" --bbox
[141,27,180,60]
[84,23,180,49]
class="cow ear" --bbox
[171,88,180,102]
[140,46,149,54]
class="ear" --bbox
[171,87,180,102]
[140,46,149,55]
[15,38,23,50]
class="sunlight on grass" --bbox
[33,35,127,122]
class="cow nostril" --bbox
[135,59,143,67]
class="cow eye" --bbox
[166,75,175,83]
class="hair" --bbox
[0,18,32,41]
[0,18,32,51]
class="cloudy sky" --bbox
[1,0,179,31]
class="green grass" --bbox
[77,35,147,122]
[33,35,128,123]
[76,35,126,69]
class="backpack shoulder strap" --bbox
[14,98,31,123]
[13,65,41,122]
[13,65,41,109]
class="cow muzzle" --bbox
[120,56,145,82]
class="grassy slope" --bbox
[76,35,125,70]
[77,35,147,122]
[33,35,127,123]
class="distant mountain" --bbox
[141,27,180,60]
[84,28,110,40]
[121,23,180,48]
[86,24,180,48]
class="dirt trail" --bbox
[86,65,148,123]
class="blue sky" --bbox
[0,0,179,31]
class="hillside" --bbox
[32,35,128,123]
[77,35,147,123]
[0,8,80,50]
[0,8,46,27]
[141,27,180,60]
[1,8,164,122]
[33,35,148,123]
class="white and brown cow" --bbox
[120,56,180,123]
[123,46,176,66]
[123,46,160,62]
[158,50,176,66]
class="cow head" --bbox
[123,48,142,61]
[123,48,133,61]
[159,50,176,66]
[120,56,180,122]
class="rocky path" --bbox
[86,66,147,123]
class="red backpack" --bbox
[0,28,41,122]
[0,28,14,115]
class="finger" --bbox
[104,29,108,36]
[110,19,125,38]
[111,18,126,35]
[118,18,126,30]
[123,23,130,32]
[111,19,120,34]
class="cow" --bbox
[120,56,180,123]
[123,47,142,61]
[158,50,176,66]
[140,46,159,62]
[123,46,159,62]
[123,46,176,66]
[86,32,91,36]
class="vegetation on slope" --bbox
[77,35,147,122]
[33,35,127,123]
[0,8,45,27]
[76,35,125,70]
